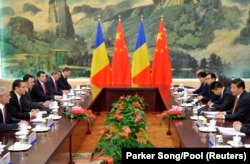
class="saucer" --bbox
[60,98,68,102]
[18,126,31,130]
[31,118,46,123]
[46,115,62,120]
[227,141,243,148]
[211,145,232,148]
[198,127,217,133]
[68,103,74,107]
[15,130,29,135]
[49,106,59,109]
[32,127,50,132]
[0,145,6,149]
[8,143,32,151]
[68,93,75,96]
[190,115,206,120]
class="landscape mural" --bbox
[0,0,250,79]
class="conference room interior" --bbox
[1,1,250,163]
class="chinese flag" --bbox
[90,19,111,88]
[131,19,151,87]
[111,18,131,87]
[151,17,172,104]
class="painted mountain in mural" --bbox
[0,0,250,78]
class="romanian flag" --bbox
[131,19,151,87]
[151,17,173,104]
[90,20,111,88]
[111,18,131,87]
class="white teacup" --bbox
[209,119,216,129]
[63,94,67,99]
[35,124,41,131]
[20,123,28,132]
[36,113,43,120]
[53,109,58,116]
[233,135,241,146]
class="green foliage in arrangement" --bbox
[91,94,154,164]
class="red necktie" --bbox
[42,84,46,94]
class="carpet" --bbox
[50,153,103,164]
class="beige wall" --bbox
[1,78,250,92]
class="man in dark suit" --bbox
[197,72,220,103]
[22,74,52,114]
[45,69,63,97]
[31,71,54,102]
[192,71,209,96]
[57,67,72,91]
[0,86,28,131]
[215,78,250,124]
[6,79,38,120]
[208,81,235,111]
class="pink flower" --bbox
[71,106,84,115]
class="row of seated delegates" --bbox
[5,79,38,120]
[196,72,220,103]
[214,78,250,124]
[207,81,235,111]
[0,86,28,131]
[192,71,209,97]
[22,74,52,114]
[57,67,72,91]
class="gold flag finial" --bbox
[140,15,143,20]
[161,15,163,20]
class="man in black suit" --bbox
[215,78,250,124]
[208,81,235,111]
[31,71,54,102]
[197,72,220,103]
[45,69,63,97]
[22,74,52,114]
[0,86,28,131]
[6,79,38,120]
[57,67,72,91]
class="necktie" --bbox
[2,107,6,124]
[42,84,46,94]
[232,97,239,113]
[54,81,58,91]
[19,98,23,112]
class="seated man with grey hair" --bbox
[0,86,28,131]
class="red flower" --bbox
[104,156,113,164]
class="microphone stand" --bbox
[166,117,172,135]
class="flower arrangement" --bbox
[91,94,154,164]
[66,106,96,124]
[158,105,187,124]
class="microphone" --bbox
[197,105,209,115]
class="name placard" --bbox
[0,152,11,164]
[47,117,54,127]
[28,131,37,145]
